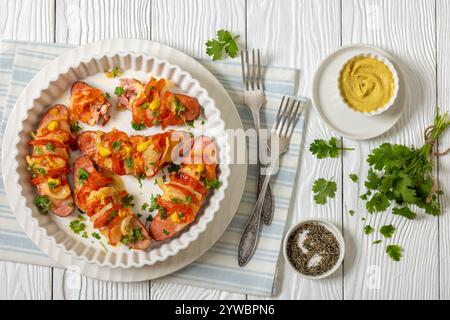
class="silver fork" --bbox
[238,96,303,267]
[241,49,273,226]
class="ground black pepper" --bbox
[286,222,340,277]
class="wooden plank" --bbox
[342,0,438,299]
[436,0,450,300]
[246,0,343,300]
[150,0,246,299]
[56,0,151,45]
[0,261,52,299]
[0,0,55,300]
[0,0,55,42]
[52,268,150,300]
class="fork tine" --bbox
[257,49,262,90]
[252,49,256,90]
[279,98,296,135]
[274,97,289,131]
[246,49,251,90]
[285,100,303,138]
[241,50,248,90]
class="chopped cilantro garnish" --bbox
[77,168,89,184]
[131,121,145,131]
[92,232,101,240]
[35,146,43,155]
[70,121,82,134]
[121,194,135,208]
[35,195,53,214]
[205,178,221,190]
[112,141,121,150]
[69,218,86,235]
[163,229,170,236]
[115,86,124,96]
[125,157,134,168]
[122,228,145,245]
[167,163,180,173]
[45,142,55,152]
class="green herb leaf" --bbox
[312,178,337,205]
[115,86,124,96]
[380,224,396,238]
[205,178,221,190]
[45,142,55,152]
[92,232,101,240]
[167,163,180,173]
[69,218,86,235]
[386,245,403,262]
[77,168,89,184]
[125,157,134,168]
[205,29,240,61]
[70,121,82,134]
[121,194,135,208]
[373,240,382,245]
[349,173,358,182]
[131,121,145,131]
[364,225,374,235]
[309,137,354,159]
[392,206,417,220]
[35,195,53,214]
[112,141,121,151]
[122,228,145,245]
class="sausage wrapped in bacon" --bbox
[73,156,151,250]
[116,77,201,129]
[27,104,76,217]
[69,81,112,126]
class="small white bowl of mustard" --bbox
[338,53,399,116]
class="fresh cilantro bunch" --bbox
[206,30,239,61]
[310,137,354,159]
[361,109,450,219]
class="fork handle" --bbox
[252,111,274,226]
[238,163,275,267]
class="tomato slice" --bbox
[169,172,207,195]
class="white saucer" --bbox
[311,44,405,140]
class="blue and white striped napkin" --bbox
[0,40,305,296]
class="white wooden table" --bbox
[0,0,449,300]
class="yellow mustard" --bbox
[339,56,395,113]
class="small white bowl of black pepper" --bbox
[283,219,345,280]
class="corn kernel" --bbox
[148,97,161,111]
[98,143,111,157]
[124,146,132,157]
[47,120,59,131]
[47,178,61,187]
[137,140,152,152]
[196,164,205,174]
[170,212,180,224]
